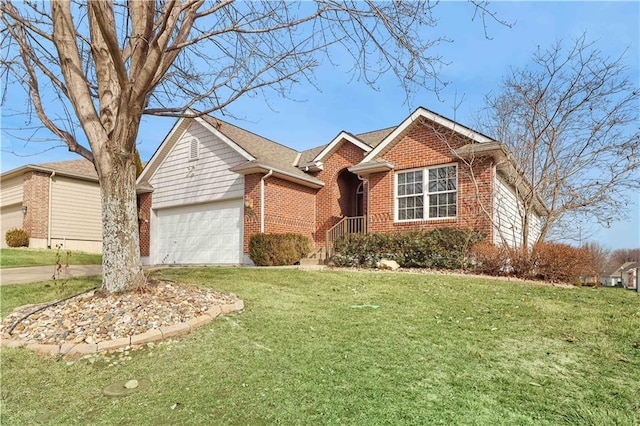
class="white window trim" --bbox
[394,163,458,222]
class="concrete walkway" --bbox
[0,265,102,286]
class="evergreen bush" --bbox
[333,228,485,270]
[249,233,311,266]
[5,228,29,247]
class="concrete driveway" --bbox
[0,265,102,286]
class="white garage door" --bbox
[156,199,242,264]
[1,204,24,248]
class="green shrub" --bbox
[5,228,29,247]
[249,233,312,266]
[426,228,486,269]
[333,228,485,270]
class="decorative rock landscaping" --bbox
[0,280,244,359]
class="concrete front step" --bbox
[297,264,326,271]
[299,258,324,266]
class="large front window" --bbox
[396,165,457,221]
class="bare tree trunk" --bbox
[1,0,510,293]
[98,156,145,293]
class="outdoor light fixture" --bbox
[21,206,27,215]
[244,196,253,209]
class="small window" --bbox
[189,138,199,161]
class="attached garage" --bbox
[154,198,243,265]
[1,204,24,248]
[1,160,102,252]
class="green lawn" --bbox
[0,248,102,269]
[1,268,639,425]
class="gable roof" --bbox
[199,115,301,175]
[137,107,545,212]
[362,107,494,163]
[307,131,372,165]
[137,113,324,190]
[298,145,327,165]
[623,261,640,272]
[1,159,98,182]
[137,116,193,187]
[296,127,394,166]
[355,126,395,148]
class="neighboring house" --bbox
[600,262,635,287]
[137,107,547,265]
[0,159,102,253]
[621,262,639,290]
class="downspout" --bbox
[357,175,369,233]
[48,171,56,248]
[260,169,273,233]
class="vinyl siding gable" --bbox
[0,175,24,207]
[150,121,246,209]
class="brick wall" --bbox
[22,171,50,241]
[242,174,317,253]
[243,174,261,253]
[137,192,152,257]
[314,142,367,245]
[367,121,495,242]
[240,121,497,254]
[264,177,316,238]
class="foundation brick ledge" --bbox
[1,299,244,359]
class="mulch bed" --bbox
[1,280,239,345]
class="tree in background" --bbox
[581,241,610,281]
[480,34,640,248]
[610,248,640,266]
[1,0,502,293]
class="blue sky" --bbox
[1,1,638,250]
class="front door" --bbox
[355,182,364,216]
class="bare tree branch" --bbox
[479,33,640,245]
[0,0,507,292]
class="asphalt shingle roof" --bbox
[354,127,395,148]
[32,159,98,179]
[202,116,322,181]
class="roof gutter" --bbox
[348,160,394,176]
[231,161,324,189]
[296,161,324,172]
[1,164,97,183]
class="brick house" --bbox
[0,160,102,253]
[137,107,546,265]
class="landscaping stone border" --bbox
[0,299,244,360]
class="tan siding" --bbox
[150,121,246,209]
[1,204,24,247]
[0,175,24,207]
[50,176,102,241]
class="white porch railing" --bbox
[325,216,366,259]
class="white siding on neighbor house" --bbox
[493,174,541,248]
[149,121,246,209]
[50,176,102,241]
[0,175,24,207]
[1,204,24,248]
